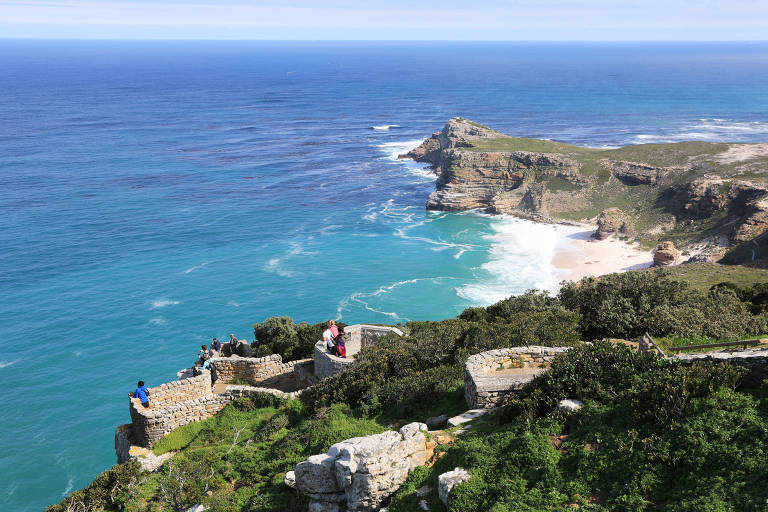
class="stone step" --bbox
[446,409,490,427]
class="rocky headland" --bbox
[402,118,768,266]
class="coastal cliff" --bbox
[403,118,768,265]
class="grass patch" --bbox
[652,262,768,292]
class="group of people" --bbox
[196,334,238,369]
[322,320,347,357]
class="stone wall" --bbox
[313,324,403,380]
[212,354,307,391]
[121,379,298,454]
[290,422,428,512]
[672,349,768,387]
[141,371,212,407]
[464,346,572,409]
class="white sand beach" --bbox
[551,225,654,283]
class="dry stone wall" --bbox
[671,349,768,387]
[464,346,572,409]
[313,325,403,380]
[212,354,309,391]
[121,378,297,455]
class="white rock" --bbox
[557,399,583,413]
[284,470,296,488]
[399,422,427,438]
[438,467,471,507]
[447,409,489,427]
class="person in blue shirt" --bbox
[133,380,150,408]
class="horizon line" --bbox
[2,37,768,43]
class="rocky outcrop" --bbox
[438,468,471,508]
[653,241,680,266]
[605,159,684,185]
[594,208,633,240]
[293,422,429,512]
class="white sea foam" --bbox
[149,317,167,325]
[183,262,209,274]
[227,300,240,308]
[339,277,457,322]
[456,216,580,305]
[631,118,768,144]
[151,299,179,309]
[376,139,436,182]
[0,359,18,369]
[263,242,312,277]
[372,124,400,131]
[377,139,425,160]
[62,477,74,497]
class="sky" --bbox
[0,0,766,40]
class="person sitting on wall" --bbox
[132,380,150,408]
[229,333,239,344]
[328,320,339,340]
[336,329,347,358]
[323,324,339,356]
[198,345,210,366]
[211,337,221,354]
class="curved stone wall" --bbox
[313,324,404,380]
[464,346,571,409]
[671,349,768,387]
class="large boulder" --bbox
[594,208,633,240]
[293,422,428,511]
[653,241,680,266]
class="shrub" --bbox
[251,317,345,361]
[558,269,767,340]
[302,314,579,416]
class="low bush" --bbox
[390,343,768,512]
[251,316,346,361]
[302,312,580,416]
[558,269,768,340]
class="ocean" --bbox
[1,40,768,511]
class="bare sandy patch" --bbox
[715,143,768,164]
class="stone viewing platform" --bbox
[464,346,572,409]
[313,324,403,380]
[117,324,403,466]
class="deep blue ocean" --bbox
[1,40,768,511]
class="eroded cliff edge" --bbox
[402,117,768,265]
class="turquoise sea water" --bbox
[2,41,768,511]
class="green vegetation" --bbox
[49,268,768,512]
[652,262,768,293]
[251,316,346,361]
[390,342,768,512]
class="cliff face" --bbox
[403,118,768,265]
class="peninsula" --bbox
[403,118,768,266]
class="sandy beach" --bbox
[552,224,654,283]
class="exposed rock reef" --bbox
[403,118,768,265]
